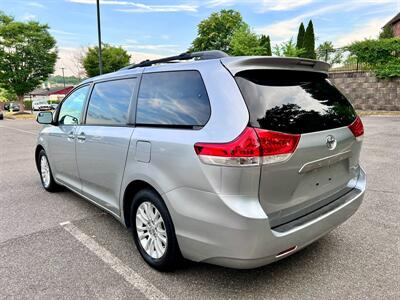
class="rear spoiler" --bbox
[220,56,330,76]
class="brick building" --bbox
[26,86,74,102]
[384,12,400,37]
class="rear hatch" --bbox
[234,68,363,228]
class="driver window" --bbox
[58,85,89,125]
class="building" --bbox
[384,12,400,37]
[26,86,74,102]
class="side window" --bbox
[58,85,89,125]
[86,78,136,125]
[136,71,211,127]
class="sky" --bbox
[1,0,398,76]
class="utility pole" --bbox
[96,0,103,75]
[61,67,66,88]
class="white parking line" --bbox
[61,221,169,300]
[0,125,37,135]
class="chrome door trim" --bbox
[298,150,351,174]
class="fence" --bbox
[316,47,369,73]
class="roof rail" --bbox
[119,50,228,70]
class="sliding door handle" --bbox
[77,132,86,142]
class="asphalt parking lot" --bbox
[0,117,399,300]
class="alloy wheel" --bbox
[40,156,51,188]
[136,201,167,259]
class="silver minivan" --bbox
[36,51,366,271]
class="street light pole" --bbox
[96,0,103,75]
[61,67,66,88]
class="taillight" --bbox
[255,129,300,164]
[348,116,364,141]
[194,127,300,166]
[194,127,261,166]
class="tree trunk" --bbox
[17,95,25,112]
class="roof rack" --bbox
[119,50,228,70]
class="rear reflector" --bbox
[348,116,364,141]
[276,245,298,258]
[194,127,300,166]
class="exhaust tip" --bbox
[276,245,298,258]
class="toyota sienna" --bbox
[36,51,366,271]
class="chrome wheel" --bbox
[136,201,167,259]
[40,155,51,188]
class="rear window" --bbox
[136,71,211,128]
[235,70,356,134]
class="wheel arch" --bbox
[122,179,164,228]
[35,144,45,173]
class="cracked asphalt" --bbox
[0,117,399,299]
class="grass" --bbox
[357,110,400,116]
[4,111,36,120]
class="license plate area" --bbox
[295,159,350,201]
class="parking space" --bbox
[0,117,399,299]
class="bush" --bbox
[347,38,400,78]
[24,100,32,110]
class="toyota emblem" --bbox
[326,135,337,150]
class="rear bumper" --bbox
[165,167,366,269]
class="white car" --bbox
[33,101,52,111]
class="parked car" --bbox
[4,102,20,112]
[35,51,366,271]
[50,103,59,110]
[32,101,52,111]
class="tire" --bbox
[38,149,60,192]
[130,189,181,271]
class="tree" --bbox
[296,22,305,50]
[379,25,394,39]
[47,75,81,86]
[83,44,131,77]
[273,38,305,57]
[230,24,265,56]
[190,9,244,53]
[0,11,57,109]
[303,20,316,59]
[0,87,17,102]
[259,35,272,56]
[316,41,343,65]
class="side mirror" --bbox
[37,111,53,124]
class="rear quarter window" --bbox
[136,71,211,128]
[235,70,357,134]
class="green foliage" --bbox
[0,87,17,102]
[259,35,272,56]
[347,38,400,78]
[190,9,244,53]
[296,23,305,49]
[230,24,265,56]
[303,20,316,59]
[273,38,305,57]
[0,11,57,101]
[379,25,394,39]
[83,44,131,77]
[316,41,343,65]
[23,100,32,110]
[47,75,81,85]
